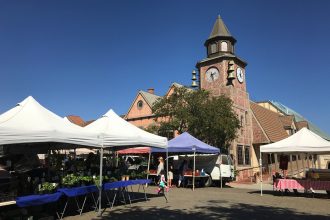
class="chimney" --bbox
[147,88,155,94]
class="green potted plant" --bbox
[38,182,58,194]
[80,176,93,186]
[62,174,80,187]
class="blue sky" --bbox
[1,0,330,134]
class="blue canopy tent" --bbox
[116,133,220,190]
[153,132,220,190]
[152,132,220,154]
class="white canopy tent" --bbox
[259,127,330,195]
[260,128,330,154]
[0,97,167,215]
[84,109,168,215]
[0,96,101,148]
[84,109,167,148]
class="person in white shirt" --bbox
[156,157,165,176]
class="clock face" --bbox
[236,68,244,83]
[205,67,219,82]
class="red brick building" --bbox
[123,16,330,180]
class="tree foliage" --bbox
[149,87,240,152]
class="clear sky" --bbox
[1,0,330,134]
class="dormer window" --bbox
[210,43,217,54]
[221,41,228,51]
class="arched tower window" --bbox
[210,43,217,54]
[221,41,228,51]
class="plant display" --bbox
[109,177,118,182]
[39,182,57,194]
[93,175,109,187]
[80,176,93,186]
[61,174,81,187]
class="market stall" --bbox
[153,132,220,190]
[260,127,330,196]
[0,97,168,218]
[83,109,167,214]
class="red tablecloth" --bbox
[275,179,330,191]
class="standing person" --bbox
[156,156,165,177]
[168,165,174,187]
[178,159,188,187]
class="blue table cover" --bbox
[57,185,98,197]
[103,179,151,191]
[129,179,151,185]
[16,192,63,208]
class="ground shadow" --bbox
[94,199,329,220]
[248,189,330,199]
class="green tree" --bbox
[149,87,240,152]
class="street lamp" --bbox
[191,70,199,89]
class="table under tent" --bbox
[118,132,220,190]
[80,109,168,215]
[153,132,220,190]
[0,96,168,218]
[259,127,330,196]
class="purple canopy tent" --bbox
[153,132,220,190]
[152,132,220,154]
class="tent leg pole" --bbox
[302,153,305,176]
[193,150,195,191]
[260,151,263,196]
[98,147,104,217]
[146,151,151,187]
[116,151,119,168]
[220,162,222,189]
[290,154,293,177]
[296,154,300,177]
[274,153,278,174]
[166,148,169,198]
[307,153,310,169]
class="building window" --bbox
[237,145,250,166]
[240,115,244,127]
[137,100,143,109]
[237,145,244,165]
[210,43,217,54]
[245,111,249,125]
[244,146,250,165]
[221,41,228,51]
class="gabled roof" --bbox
[270,101,330,140]
[66,115,86,127]
[250,101,289,143]
[124,90,161,119]
[296,121,309,130]
[139,90,161,107]
[251,111,270,144]
[279,115,294,128]
[166,82,193,96]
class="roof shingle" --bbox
[66,115,86,127]
[250,102,289,143]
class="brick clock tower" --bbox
[196,16,253,169]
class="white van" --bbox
[170,154,234,186]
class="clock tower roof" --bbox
[205,15,236,46]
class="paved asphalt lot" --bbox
[66,183,330,220]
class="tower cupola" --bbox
[204,15,236,58]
